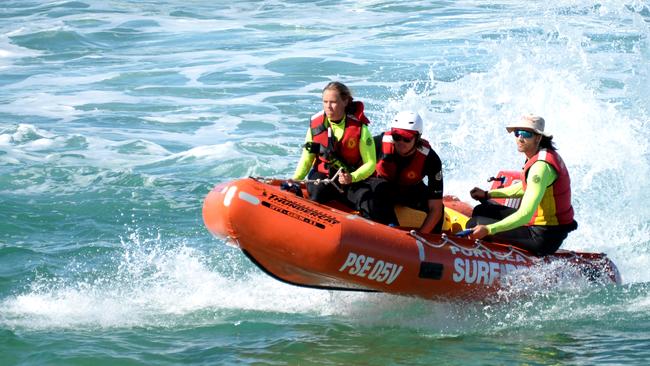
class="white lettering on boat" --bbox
[338,252,403,285]
[449,245,528,263]
[449,245,531,285]
[452,258,528,285]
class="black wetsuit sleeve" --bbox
[425,149,443,200]
[373,133,384,158]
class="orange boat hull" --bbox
[203,178,621,301]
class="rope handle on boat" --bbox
[408,230,538,262]
[251,168,345,193]
[410,230,447,248]
[466,235,538,262]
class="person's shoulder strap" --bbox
[310,112,328,136]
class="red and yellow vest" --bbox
[522,149,574,226]
[310,101,368,176]
[375,132,430,186]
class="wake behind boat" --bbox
[202,176,621,301]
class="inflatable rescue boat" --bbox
[202,173,621,301]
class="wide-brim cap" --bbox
[506,115,552,137]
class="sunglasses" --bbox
[392,134,415,143]
[514,129,535,139]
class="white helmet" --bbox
[391,111,423,134]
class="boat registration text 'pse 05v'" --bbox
[338,252,403,285]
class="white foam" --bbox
[0,234,371,329]
[6,72,122,90]
[0,32,42,69]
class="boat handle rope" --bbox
[451,230,524,261]
[474,238,539,262]
[410,230,447,248]
[409,230,537,262]
[251,168,345,193]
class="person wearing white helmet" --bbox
[390,110,424,135]
[371,111,445,233]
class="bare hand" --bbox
[338,172,352,185]
[470,187,488,201]
[470,225,490,240]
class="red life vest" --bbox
[521,149,574,226]
[375,131,430,186]
[310,101,369,176]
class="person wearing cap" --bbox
[467,114,578,255]
[292,81,378,215]
[370,111,445,233]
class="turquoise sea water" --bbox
[1,1,650,364]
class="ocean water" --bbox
[1,0,649,364]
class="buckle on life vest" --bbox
[303,142,321,154]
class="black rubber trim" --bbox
[242,249,379,293]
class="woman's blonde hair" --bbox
[323,81,352,104]
[323,81,355,114]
